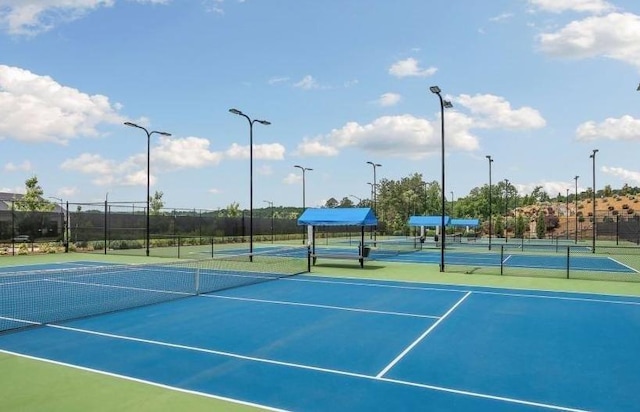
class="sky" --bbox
[1,0,640,211]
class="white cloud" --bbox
[153,136,223,169]
[296,137,340,157]
[58,187,78,197]
[4,160,32,172]
[297,114,478,160]
[0,0,171,36]
[294,75,320,90]
[60,135,223,187]
[489,13,514,22]
[283,172,301,185]
[601,166,640,184]
[576,115,640,141]
[377,92,401,107]
[268,76,289,85]
[0,65,125,144]
[225,142,286,160]
[537,12,640,69]
[455,94,546,129]
[388,58,437,78]
[515,181,585,197]
[528,0,615,14]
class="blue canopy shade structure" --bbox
[298,208,378,227]
[450,218,480,227]
[408,215,451,227]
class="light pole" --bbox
[574,175,579,244]
[263,200,274,243]
[124,122,172,257]
[486,155,493,250]
[294,165,312,244]
[430,86,453,272]
[229,109,271,260]
[590,149,598,253]
[366,161,382,244]
[566,188,570,240]
[348,194,362,206]
[504,179,509,242]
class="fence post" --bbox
[500,245,504,276]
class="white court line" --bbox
[204,294,439,319]
[502,254,513,264]
[376,291,471,378]
[0,315,40,326]
[32,323,588,412]
[0,349,291,412]
[607,256,640,273]
[286,275,640,306]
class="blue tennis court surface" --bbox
[2,261,640,411]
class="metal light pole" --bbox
[294,165,312,244]
[486,155,493,250]
[124,122,172,257]
[590,149,598,253]
[574,175,579,244]
[566,188,570,240]
[366,161,382,244]
[430,86,453,272]
[504,179,509,242]
[263,200,274,243]
[229,109,271,260]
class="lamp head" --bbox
[256,120,271,125]
[429,86,441,94]
[229,108,243,116]
[443,100,453,108]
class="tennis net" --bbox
[0,247,308,333]
[365,237,421,258]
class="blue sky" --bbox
[1,0,640,211]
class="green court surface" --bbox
[3,251,640,411]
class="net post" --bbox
[195,267,200,295]
[307,245,311,272]
[177,236,181,259]
[500,245,504,276]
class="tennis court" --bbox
[1,258,640,411]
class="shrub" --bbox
[628,208,635,214]
[623,204,629,209]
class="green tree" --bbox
[324,197,339,208]
[150,191,164,215]
[339,197,354,207]
[224,202,242,217]
[515,213,526,238]
[536,211,546,239]
[494,215,504,238]
[14,176,54,212]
